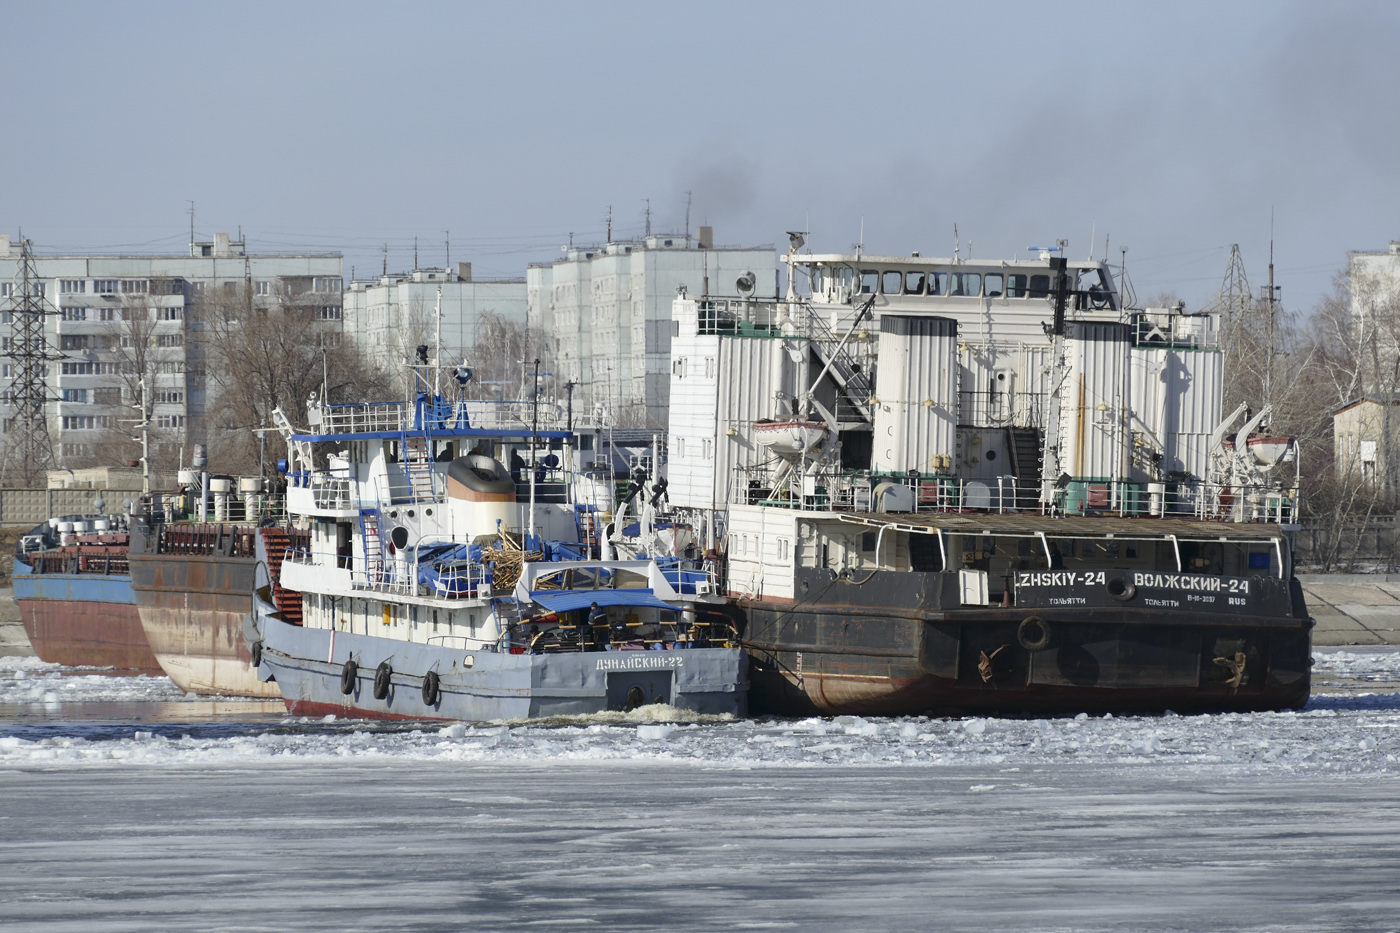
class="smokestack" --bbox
[456,261,473,282]
[697,226,713,249]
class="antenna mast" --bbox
[2,238,61,484]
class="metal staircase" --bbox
[359,508,384,584]
[401,433,436,503]
[259,527,308,626]
[1007,426,1043,510]
[801,306,874,424]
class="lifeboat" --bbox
[752,419,829,456]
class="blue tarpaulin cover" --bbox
[527,589,675,613]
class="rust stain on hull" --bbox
[18,599,162,674]
[130,552,279,698]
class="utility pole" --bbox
[1,238,61,485]
[606,206,612,244]
[564,380,578,433]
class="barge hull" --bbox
[13,566,161,674]
[740,601,1311,716]
[129,552,278,698]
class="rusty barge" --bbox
[128,493,306,697]
[12,516,162,674]
[661,237,1311,715]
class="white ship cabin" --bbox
[665,242,1299,534]
[273,394,715,653]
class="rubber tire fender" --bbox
[373,661,393,700]
[250,640,263,669]
[421,670,441,706]
[340,658,358,695]
[1017,615,1052,652]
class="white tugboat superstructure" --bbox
[246,378,746,721]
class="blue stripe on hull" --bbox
[12,563,136,605]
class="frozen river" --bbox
[2,651,1400,932]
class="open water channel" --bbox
[1,650,1399,932]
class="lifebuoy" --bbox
[1017,616,1052,652]
[250,640,263,668]
[340,658,358,695]
[421,670,441,706]
[373,661,393,700]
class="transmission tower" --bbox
[1215,243,1254,321]
[1,238,62,485]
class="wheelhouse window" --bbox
[881,271,903,294]
[859,270,878,294]
[950,273,981,297]
[985,274,1004,298]
[1007,274,1028,298]
[904,271,926,295]
[1028,274,1051,298]
[928,272,948,296]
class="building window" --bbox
[61,415,95,430]
[318,306,342,320]
[59,280,85,294]
[60,307,87,321]
[93,387,122,405]
[254,281,271,296]
[96,308,116,322]
[59,335,92,350]
[155,414,185,429]
[313,277,343,294]
[62,443,93,458]
[121,280,148,294]
[93,280,118,294]
[155,390,184,404]
[61,389,88,403]
[159,307,183,320]
[0,284,9,297]
[191,282,205,295]
[156,333,184,347]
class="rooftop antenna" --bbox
[414,236,418,270]
[954,224,960,263]
[445,230,450,271]
[685,191,692,245]
[187,201,195,252]
[382,243,388,276]
[1087,222,1095,261]
[606,205,612,243]
[1102,232,1110,263]
[644,199,651,237]
[433,285,443,397]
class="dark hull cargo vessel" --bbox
[661,239,1310,716]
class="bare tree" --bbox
[194,282,392,476]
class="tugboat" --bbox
[662,237,1310,715]
[243,367,747,721]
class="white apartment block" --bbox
[527,229,776,428]
[0,232,342,469]
[342,262,526,393]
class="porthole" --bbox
[407,509,416,518]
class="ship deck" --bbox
[836,511,1287,541]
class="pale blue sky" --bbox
[3,0,1398,313]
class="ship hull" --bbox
[12,564,162,674]
[246,608,748,722]
[129,551,279,698]
[738,576,1312,716]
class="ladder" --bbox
[492,597,526,651]
[359,508,383,585]
[575,505,599,558]
[401,433,436,503]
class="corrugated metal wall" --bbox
[0,489,115,526]
[715,337,807,506]
[1060,322,1131,479]
[872,315,958,473]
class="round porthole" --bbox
[407,509,416,518]
[389,510,399,519]
[425,508,433,516]
[986,449,997,461]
